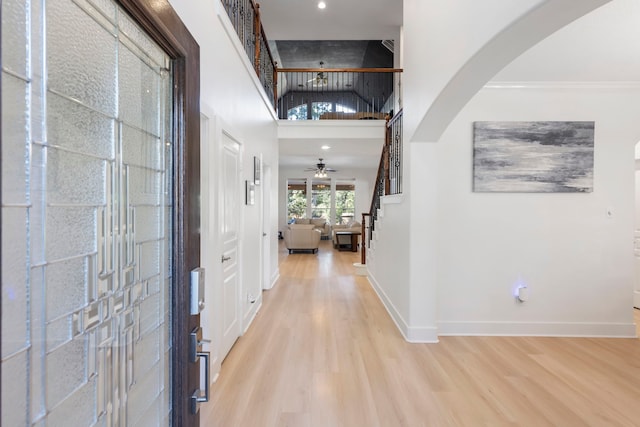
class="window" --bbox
[287,179,307,222]
[335,104,356,113]
[311,180,331,219]
[287,104,307,120]
[311,102,332,120]
[335,182,355,224]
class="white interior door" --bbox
[262,163,272,290]
[220,132,241,359]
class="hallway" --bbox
[202,240,640,426]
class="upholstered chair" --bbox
[284,224,322,253]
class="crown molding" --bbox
[484,81,640,90]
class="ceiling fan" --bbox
[307,61,328,87]
[304,158,337,177]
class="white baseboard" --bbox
[267,269,280,290]
[242,299,262,334]
[367,273,439,343]
[405,325,439,343]
[438,320,637,338]
[263,269,280,290]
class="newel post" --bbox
[361,213,369,265]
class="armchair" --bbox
[284,224,322,254]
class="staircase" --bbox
[361,110,403,267]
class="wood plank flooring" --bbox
[202,240,640,427]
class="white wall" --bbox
[169,0,279,378]
[366,196,412,338]
[278,167,375,232]
[436,85,640,336]
[403,0,610,142]
[634,147,640,309]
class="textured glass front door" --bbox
[1,0,175,425]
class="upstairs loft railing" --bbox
[222,0,277,107]
[221,1,402,118]
[363,110,403,264]
[276,68,402,120]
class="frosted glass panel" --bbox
[47,148,107,205]
[1,352,28,426]
[129,166,163,205]
[86,0,116,22]
[127,363,161,425]
[47,378,97,427]
[1,73,29,205]
[47,0,117,116]
[119,42,161,135]
[46,338,87,408]
[48,92,115,160]
[46,257,88,320]
[1,207,28,358]
[139,240,161,280]
[2,0,174,424]
[140,294,162,338]
[135,206,162,241]
[46,207,97,260]
[133,327,161,382]
[122,124,163,170]
[1,0,28,76]
[46,315,72,351]
[119,11,167,68]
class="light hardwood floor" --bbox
[202,240,640,426]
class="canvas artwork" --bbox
[473,121,595,193]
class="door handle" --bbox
[221,255,231,263]
[263,232,267,237]
[190,351,210,414]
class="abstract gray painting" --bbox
[473,121,595,192]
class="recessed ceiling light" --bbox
[321,145,331,150]
[318,1,326,9]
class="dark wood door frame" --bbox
[116,1,201,425]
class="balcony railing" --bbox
[276,68,402,120]
[222,0,277,107]
[221,1,402,118]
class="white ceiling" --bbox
[257,0,402,41]
[278,137,383,171]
